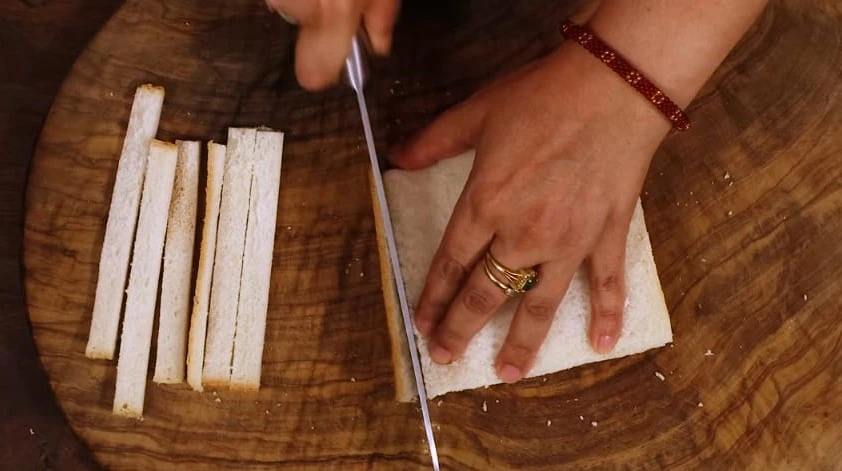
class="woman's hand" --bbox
[389,42,673,383]
[265,0,400,90]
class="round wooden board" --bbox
[22,0,842,469]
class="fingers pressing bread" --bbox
[494,260,578,383]
[587,215,630,354]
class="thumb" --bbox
[389,98,488,170]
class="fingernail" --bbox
[430,344,452,364]
[597,335,615,354]
[497,364,522,383]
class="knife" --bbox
[344,33,441,471]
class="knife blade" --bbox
[344,34,441,471]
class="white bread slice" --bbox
[186,142,226,391]
[203,128,256,386]
[230,130,284,390]
[380,150,673,400]
[87,84,164,360]
[153,140,200,384]
[113,140,178,417]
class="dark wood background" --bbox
[1,1,119,469]
[6,0,842,469]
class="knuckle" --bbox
[461,287,498,316]
[592,273,621,293]
[436,326,469,349]
[434,252,468,283]
[503,341,537,363]
[522,299,556,324]
[592,300,624,321]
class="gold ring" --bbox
[483,251,538,297]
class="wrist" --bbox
[546,42,674,141]
[586,0,770,107]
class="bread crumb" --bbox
[311,425,315,430]
[436,425,441,431]
[579,415,584,421]
[350,377,356,382]
[276,402,281,407]
[803,294,808,301]
[212,391,217,396]
[482,400,487,412]
[655,371,666,381]
[547,419,552,427]
[437,400,443,407]
[724,172,731,180]
[359,272,364,278]
[28,428,35,436]
[265,409,270,415]
[495,399,500,404]
[574,398,578,402]
[214,397,222,403]
[727,210,733,217]
[286,226,292,231]
[543,377,548,383]
[591,421,598,427]
[698,402,704,408]
[704,349,714,357]
[728,181,734,187]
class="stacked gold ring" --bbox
[484,251,539,297]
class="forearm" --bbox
[587,0,770,107]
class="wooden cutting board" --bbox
[22,0,842,469]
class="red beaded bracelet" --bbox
[559,19,691,131]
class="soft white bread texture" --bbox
[230,130,284,390]
[203,128,256,386]
[380,150,673,400]
[186,142,226,391]
[113,140,178,417]
[87,84,164,360]
[153,140,200,384]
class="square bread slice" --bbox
[87,84,164,360]
[203,128,256,386]
[153,140,200,384]
[379,150,673,400]
[230,129,284,390]
[186,142,226,392]
[113,140,178,417]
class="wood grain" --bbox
[22,0,842,469]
